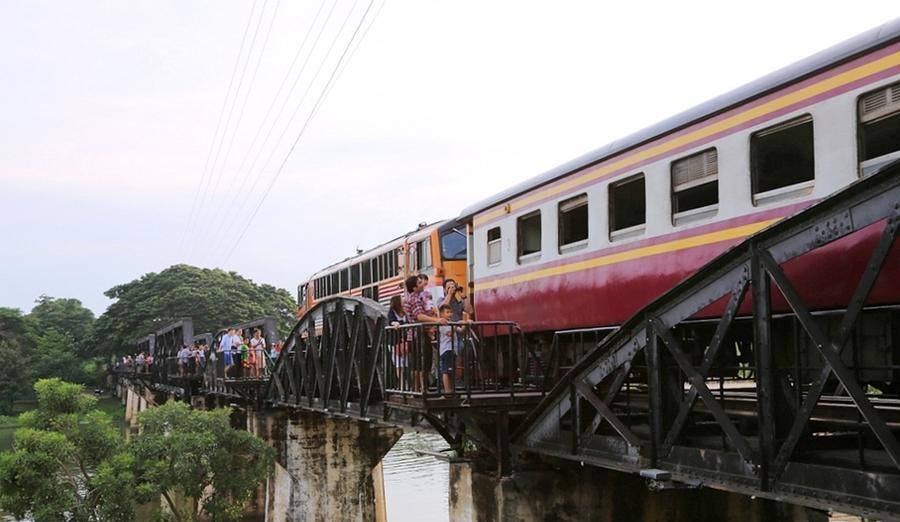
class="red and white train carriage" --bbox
[460,19,900,336]
[298,20,900,384]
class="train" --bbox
[297,219,469,314]
[299,20,900,347]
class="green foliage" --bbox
[0,338,32,414]
[0,298,100,409]
[31,329,90,384]
[131,401,274,521]
[0,379,133,522]
[0,307,32,342]
[92,264,296,356]
[30,295,95,354]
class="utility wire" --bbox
[189,0,283,256]
[203,0,338,253]
[221,0,379,266]
[185,0,270,260]
[209,0,359,257]
[178,0,260,256]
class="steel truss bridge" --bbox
[115,163,900,520]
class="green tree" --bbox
[0,379,137,521]
[29,295,95,354]
[0,338,32,414]
[0,307,32,342]
[31,329,89,384]
[92,264,296,355]
[130,401,274,521]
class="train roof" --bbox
[458,18,900,221]
[303,220,448,282]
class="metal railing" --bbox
[208,348,275,381]
[382,321,547,401]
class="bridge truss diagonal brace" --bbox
[769,213,900,479]
[574,380,641,447]
[661,276,749,456]
[758,224,900,473]
[580,360,633,442]
[651,318,756,466]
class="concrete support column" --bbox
[266,411,402,522]
[124,387,135,422]
[449,461,828,522]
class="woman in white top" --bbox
[249,329,266,378]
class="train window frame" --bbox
[350,263,361,289]
[361,260,372,286]
[857,81,900,177]
[671,148,719,225]
[339,269,349,293]
[750,114,815,206]
[558,193,588,254]
[517,210,542,264]
[487,227,502,266]
[440,229,468,261]
[417,239,432,271]
[608,173,646,241]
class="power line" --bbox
[184,0,271,260]
[203,0,339,254]
[177,0,260,257]
[221,0,380,266]
[209,0,361,258]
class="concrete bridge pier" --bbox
[449,461,829,522]
[248,409,402,522]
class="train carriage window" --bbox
[441,230,468,260]
[387,252,396,277]
[330,272,339,295]
[362,260,372,286]
[859,82,900,176]
[417,239,432,270]
[609,174,646,240]
[672,148,718,224]
[558,194,588,253]
[350,264,361,289]
[487,227,502,266]
[340,269,350,293]
[517,211,542,263]
[751,115,814,204]
[392,248,400,276]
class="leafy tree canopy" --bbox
[92,264,295,355]
[29,295,95,351]
[0,307,32,342]
[0,379,136,522]
[0,339,31,414]
[131,401,274,521]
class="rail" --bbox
[382,320,547,402]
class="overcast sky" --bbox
[2,1,897,315]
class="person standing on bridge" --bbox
[388,295,408,390]
[404,275,446,392]
[250,329,266,378]
[219,328,235,377]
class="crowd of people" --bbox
[115,328,282,381]
[387,274,474,394]
[118,352,154,373]
[215,328,275,378]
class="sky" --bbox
[1,1,898,315]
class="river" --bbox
[382,432,451,521]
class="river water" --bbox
[382,432,451,521]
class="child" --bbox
[437,304,466,395]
